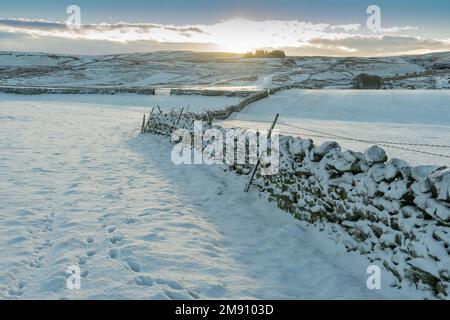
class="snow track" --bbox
[0,98,422,299]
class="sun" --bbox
[220,42,254,54]
[209,18,261,53]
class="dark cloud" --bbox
[0,18,63,30]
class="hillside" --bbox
[1,51,449,91]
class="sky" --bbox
[0,0,450,56]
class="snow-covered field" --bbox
[0,97,425,299]
[2,51,449,90]
[0,93,241,113]
[0,51,284,89]
[223,90,450,167]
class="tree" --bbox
[243,50,286,59]
[353,73,383,89]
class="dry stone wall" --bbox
[145,112,450,299]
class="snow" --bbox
[435,77,450,89]
[2,51,449,90]
[407,258,440,279]
[223,89,450,166]
[338,58,426,78]
[132,73,184,86]
[0,51,283,89]
[0,97,424,299]
[0,52,74,67]
[0,93,241,113]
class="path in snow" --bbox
[0,99,421,299]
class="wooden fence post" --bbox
[206,111,212,126]
[144,107,155,132]
[141,114,146,133]
[175,107,185,126]
[244,113,279,192]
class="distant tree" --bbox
[243,50,286,59]
[353,73,383,89]
[433,63,450,70]
[269,50,286,58]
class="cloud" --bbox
[0,17,447,56]
[0,32,219,56]
[380,26,419,33]
[298,35,450,56]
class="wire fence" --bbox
[222,118,450,160]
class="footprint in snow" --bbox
[124,218,138,225]
[140,233,165,242]
[110,235,123,244]
[7,281,26,297]
[78,256,88,265]
[8,289,24,297]
[126,259,141,273]
[86,249,96,257]
[135,275,154,286]
[163,289,196,300]
[109,249,119,259]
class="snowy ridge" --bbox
[145,112,450,299]
[1,51,450,90]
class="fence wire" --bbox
[223,118,450,159]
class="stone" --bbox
[435,201,450,222]
[421,198,450,222]
[364,177,378,197]
[428,168,450,202]
[406,258,440,288]
[352,221,371,241]
[311,141,341,162]
[364,145,388,165]
[433,229,450,246]
[370,222,386,238]
[385,158,410,181]
[380,233,398,248]
[391,251,404,266]
[383,260,402,280]
[378,179,409,200]
[406,241,428,258]
[440,270,450,282]
[327,157,354,173]
[415,179,432,193]
[358,160,369,173]
[436,282,448,296]
[401,206,420,219]
[368,164,386,183]
[390,216,400,231]
[288,140,305,158]
[411,165,439,182]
